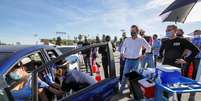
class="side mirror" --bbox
[0,76,9,101]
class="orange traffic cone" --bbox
[95,67,101,82]
[188,62,194,79]
[92,64,97,73]
[92,59,97,73]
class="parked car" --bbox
[0,45,62,101]
[0,43,118,101]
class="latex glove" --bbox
[44,73,55,84]
[38,78,50,89]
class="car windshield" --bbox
[58,47,75,54]
[0,52,13,66]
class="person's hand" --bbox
[56,68,63,77]
[48,86,64,96]
[175,59,187,64]
[56,90,65,96]
[139,55,144,60]
[51,83,61,90]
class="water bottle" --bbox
[155,69,161,84]
[156,76,161,84]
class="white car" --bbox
[56,45,82,70]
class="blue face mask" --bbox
[166,32,173,38]
[9,71,21,81]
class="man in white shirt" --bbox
[120,25,151,92]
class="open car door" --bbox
[31,42,119,101]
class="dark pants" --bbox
[154,55,157,67]
[83,55,92,75]
[102,56,109,78]
[120,57,125,82]
[192,58,200,80]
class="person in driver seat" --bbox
[9,63,49,101]
[9,61,64,101]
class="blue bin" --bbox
[160,71,181,85]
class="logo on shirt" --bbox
[173,42,180,46]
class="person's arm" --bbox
[142,38,151,53]
[183,39,199,62]
[159,41,165,57]
[38,77,64,96]
[48,86,64,96]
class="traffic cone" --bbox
[92,59,97,73]
[92,64,97,73]
[188,62,194,79]
[95,67,101,82]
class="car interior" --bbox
[4,52,54,101]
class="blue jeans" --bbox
[120,59,140,91]
[141,53,155,70]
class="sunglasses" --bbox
[166,28,174,32]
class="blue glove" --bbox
[44,73,55,84]
[38,78,49,89]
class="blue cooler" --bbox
[156,65,181,85]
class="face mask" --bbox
[131,32,137,37]
[166,32,173,38]
[9,71,22,81]
[194,35,200,38]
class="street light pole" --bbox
[33,32,38,45]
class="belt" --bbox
[146,52,153,54]
[126,58,139,60]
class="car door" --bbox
[60,77,119,101]
[31,42,118,101]
[59,42,118,101]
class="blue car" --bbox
[0,43,119,101]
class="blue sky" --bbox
[0,0,201,44]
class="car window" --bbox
[58,47,74,54]
[0,52,13,66]
[46,50,59,60]
[5,52,44,86]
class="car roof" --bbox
[0,45,51,52]
[0,45,54,75]
[56,45,77,48]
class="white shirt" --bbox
[64,69,96,85]
[121,37,151,59]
